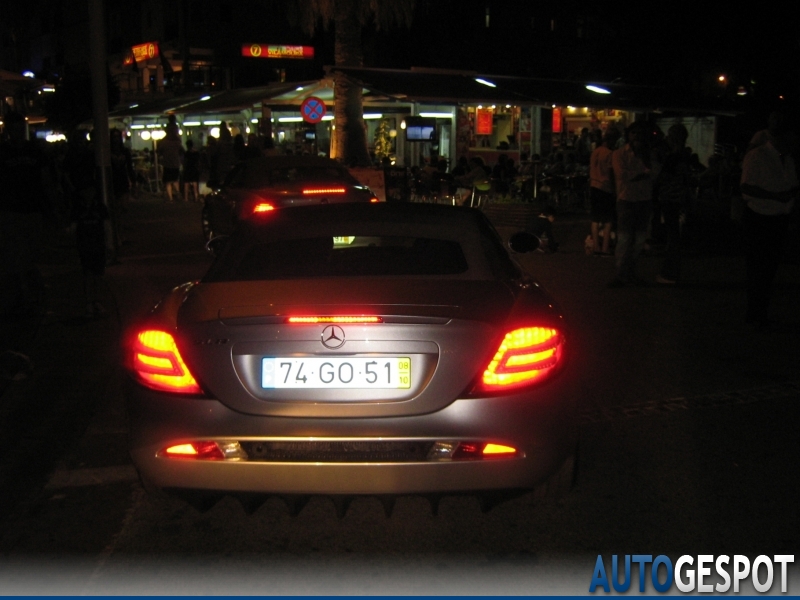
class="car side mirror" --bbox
[508,231,540,254]
[205,235,230,257]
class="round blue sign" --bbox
[301,97,326,124]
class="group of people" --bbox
[586,112,797,327]
[150,118,272,203]
[584,120,700,288]
[156,120,237,203]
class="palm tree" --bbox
[290,0,415,166]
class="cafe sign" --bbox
[124,42,159,65]
[241,44,315,59]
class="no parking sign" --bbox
[300,96,327,124]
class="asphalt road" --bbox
[1,196,798,594]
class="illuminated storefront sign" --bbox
[124,42,160,65]
[475,108,493,135]
[552,107,563,133]
[241,44,315,59]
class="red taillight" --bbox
[370,196,380,203]
[252,202,275,214]
[287,316,382,324]
[478,327,563,391]
[161,442,224,460]
[131,329,202,394]
[302,187,346,195]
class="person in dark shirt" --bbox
[71,189,109,318]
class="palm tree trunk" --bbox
[333,0,371,166]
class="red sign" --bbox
[300,97,326,124]
[552,107,563,133]
[128,42,159,63]
[242,44,314,59]
[475,108,493,135]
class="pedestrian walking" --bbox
[654,124,694,285]
[158,127,184,203]
[589,127,620,256]
[740,115,799,326]
[609,121,659,287]
[183,139,201,202]
[109,129,134,247]
[71,183,109,318]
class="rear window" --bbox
[220,235,469,280]
[203,204,523,283]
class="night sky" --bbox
[357,0,799,108]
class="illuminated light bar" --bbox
[302,187,346,195]
[252,203,275,213]
[278,116,304,123]
[363,113,383,119]
[183,121,201,126]
[482,443,518,456]
[480,327,563,391]
[419,112,452,118]
[287,316,382,324]
[475,77,497,88]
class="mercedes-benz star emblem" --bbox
[321,325,345,349]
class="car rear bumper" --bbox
[126,378,577,496]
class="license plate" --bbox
[262,357,411,389]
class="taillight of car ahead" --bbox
[130,329,202,394]
[252,202,275,215]
[476,326,564,393]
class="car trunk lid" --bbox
[176,278,517,418]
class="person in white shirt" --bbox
[740,120,798,326]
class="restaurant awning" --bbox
[108,94,211,119]
[0,69,45,98]
[326,66,739,116]
[170,80,328,114]
[100,66,737,126]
